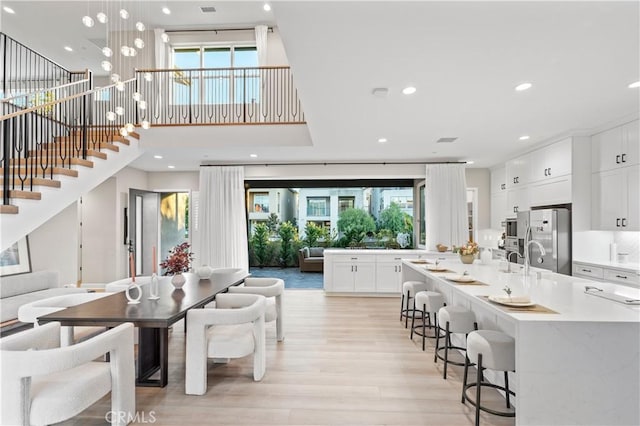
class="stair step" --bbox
[0,167,79,178]
[10,157,94,168]
[50,140,122,151]
[28,149,108,160]
[9,190,41,200]
[55,135,130,145]
[0,205,19,214]
[70,129,139,140]
[0,177,61,188]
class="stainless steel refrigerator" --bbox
[516,208,571,275]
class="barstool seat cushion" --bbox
[467,330,515,371]
[438,306,476,333]
[415,291,445,313]
[402,281,427,296]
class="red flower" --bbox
[159,242,194,275]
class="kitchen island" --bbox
[402,258,640,426]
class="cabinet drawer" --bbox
[604,268,640,286]
[573,264,604,280]
[332,254,376,263]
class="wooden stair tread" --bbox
[38,142,121,152]
[57,135,131,145]
[10,158,94,168]
[0,167,79,177]
[0,178,61,188]
[0,205,19,214]
[28,150,108,160]
[9,190,41,200]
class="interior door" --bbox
[129,189,160,277]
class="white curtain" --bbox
[425,164,468,250]
[255,25,268,66]
[198,166,249,271]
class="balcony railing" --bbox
[135,66,305,125]
[1,32,86,99]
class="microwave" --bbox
[505,218,518,237]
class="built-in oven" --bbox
[505,236,524,264]
[505,218,518,238]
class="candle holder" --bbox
[125,281,142,304]
[148,273,160,300]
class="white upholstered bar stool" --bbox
[410,291,445,350]
[462,330,516,426]
[400,281,428,329]
[435,306,477,379]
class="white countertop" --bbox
[324,248,437,255]
[573,258,640,274]
[403,258,640,323]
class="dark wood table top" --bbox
[38,272,248,328]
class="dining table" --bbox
[38,271,249,387]
[402,258,640,426]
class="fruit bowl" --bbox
[436,244,448,253]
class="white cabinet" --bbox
[592,120,640,173]
[529,138,572,183]
[491,166,507,194]
[603,268,640,287]
[506,186,529,217]
[331,255,376,292]
[573,262,640,289]
[506,154,530,189]
[529,175,572,207]
[573,263,604,280]
[491,191,508,229]
[375,254,421,292]
[592,165,639,231]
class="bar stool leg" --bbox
[443,322,450,379]
[461,354,470,403]
[434,322,440,363]
[410,302,417,339]
[475,353,483,426]
[421,305,426,351]
[504,371,511,409]
[400,294,405,322]
[405,291,411,328]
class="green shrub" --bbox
[278,221,298,267]
[337,208,376,246]
[250,223,269,267]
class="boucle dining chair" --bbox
[105,275,153,293]
[0,322,135,426]
[226,277,285,341]
[18,292,112,345]
[185,293,266,395]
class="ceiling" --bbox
[2,1,639,171]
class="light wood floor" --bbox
[60,290,515,425]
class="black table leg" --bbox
[136,327,168,387]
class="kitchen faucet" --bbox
[523,225,546,277]
[506,251,523,273]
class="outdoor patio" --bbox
[249,267,323,289]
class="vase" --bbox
[171,273,186,289]
[460,254,475,264]
[196,265,213,280]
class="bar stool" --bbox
[411,291,445,350]
[400,281,428,328]
[435,306,477,379]
[462,330,516,426]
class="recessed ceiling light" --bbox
[162,7,171,15]
[153,155,163,159]
[263,3,271,12]
[515,82,532,91]
[378,138,387,143]
[168,165,175,169]
[628,81,640,89]
[3,6,15,14]
[402,86,417,95]
[519,135,530,141]
[250,154,258,158]
[64,46,73,52]
[466,161,475,165]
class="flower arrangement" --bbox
[454,241,479,256]
[159,242,194,275]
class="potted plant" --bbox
[159,242,194,288]
[454,241,479,264]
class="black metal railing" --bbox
[135,66,305,125]
[1,32,85,99]
[1,78,138,205]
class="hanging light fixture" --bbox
[132,92,141,101]
[96,12,107,24]
[138,100,147,110]
[106,111,116,121]
[101,60,112,71]
[120,127,129,136]
[119,9,129,19]
[82,15,94,27]
[135,21,145,31]
[116,81,125,91]
[125,123,135,133]
[144,72,153,82]
[141,120,151,130]
[111,73,120,83]
[134,38,144,49]
[115,106,125,116]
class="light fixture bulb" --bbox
[378,138,387,143]
[134,38,144,49]
[519,135,530,141]
[101,60,112,71]
[263,3,271,11]
[138,100,147,110]
[144,72,153,82]
[96,12,107,24]
[628,81,640,89]
[515,82,533,91]
[3,6,16,14]
[132,92,141,101]
[120,127,129,137]
[102,46,112,57]
[116,81,125,91]
[128,47,137,57]
[64,46,73,52]
[142,120,151,130]
[119,9,129,19]
[162,7,171,15]
[115,106,125,116]
[125,123,135,133]
[402,86,417,95]
[110,73,120,83]
[106,111,116,121]
[161,33,170,43]
[120,45,130,56]
[82,15,94,27]
[135,21,145,31]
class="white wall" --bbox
[148,172,199,191]
[465,168,491,230]
[28,202,79,286]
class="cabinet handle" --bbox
[351,257,358,260]
[616,154,621,164]
[582,268,592,273]
[548,167,551,176]
[615,275,628,279]
[622,153,626,163]
[544,168,548,176]
[616,218,621,227]
[622,218,627,227]
[355,265,358,273]
[515,206,519,213]
[351,265,354,272]
[394,266,397,273]
[398,265,402,273]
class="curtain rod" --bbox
[200,161,468,167]
[166,27,273,34]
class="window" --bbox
[307,197,330,216]
[172,46,258,105]
[251,192,269,213]
[390,196,413,209]
[338,196,355,213]
[419,184,425,245]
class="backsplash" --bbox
[573,231,640,264]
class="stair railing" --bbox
[1,78,138,206]
[135,66,305,125]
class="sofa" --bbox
[0,270,87,323]
[298,247,325,272]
